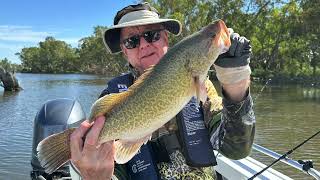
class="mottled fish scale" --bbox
[100,65,193,142]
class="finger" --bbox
[235,37,246,57]
[229,33,240,56]
[99,141,115,160]
[227,28,234,35]
[236,36,251,57]
[77,120,93,137]
[230,31,240,39]
[83,116,105,152]
[97,142,115,179]
[243,40,252,53]
[70,120,92,158]
[240,53,251,64]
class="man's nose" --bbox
[139,36,150,50]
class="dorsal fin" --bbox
[88,92,130,121]
[126,65,154,93]
[88,66,155,121]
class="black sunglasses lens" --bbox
[123,30,162,49]
[123,35,140,49]
[143,30,161,43]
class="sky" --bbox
[0,0,137,64]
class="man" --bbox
[70,2,255,180]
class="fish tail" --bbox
[36,128,76,174]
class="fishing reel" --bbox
[298,159,314,172]
[30,98,86,180]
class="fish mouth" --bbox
[214,20,231,53]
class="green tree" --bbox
[14,0,320,80]
[17,47,41,72]
[0,58,12,72]
[78,26,127,75]
[0,58,22,73]
[18,37,79,73]
[145,0,320,80]
[38,37,79,73]
[300,0,320,76]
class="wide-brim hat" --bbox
[103,9,182,54]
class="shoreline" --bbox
[13,72,320,87]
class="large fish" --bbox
[37,19,231,174]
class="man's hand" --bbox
[70,116,115,180]
[214,29,252,102]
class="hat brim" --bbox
[103,18,182,54]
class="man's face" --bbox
[120,24,169,73]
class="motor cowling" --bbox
[31,98,86,179]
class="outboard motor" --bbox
[30,98,86,180]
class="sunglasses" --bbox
[122,29,164,49]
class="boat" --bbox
[30,98,320,180]
[214,144,320,179]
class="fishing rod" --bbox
[253,78,271,102]
[248,130,320,180]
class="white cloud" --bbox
[58,38,80,46]
[0,25,82,63]
[0,25,54,42]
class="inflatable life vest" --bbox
[101,73,217,180]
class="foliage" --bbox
[144,0,320,79]
[78,26,127,75]
[15,27,127,75]
[5,0,319,79]
[17,37,79,73]
[0,58,22,73]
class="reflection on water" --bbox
[250,83,320,180]
[0,73,319,180]
[302,87,320,100]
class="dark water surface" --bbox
[0,73,319,179]
[250,83,320,180]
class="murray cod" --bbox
[37,19,231,174]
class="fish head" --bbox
[185,19,231,82]
[205,19,231,58]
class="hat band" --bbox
[118,10,160,24]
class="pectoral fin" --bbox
[194,76,201,104]
[194,76,208,104]
[114,135,151,164]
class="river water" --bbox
[0,73,319,179]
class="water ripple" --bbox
[1,74,320,179]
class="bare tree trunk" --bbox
[0,66,22,91]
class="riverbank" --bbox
[252,75,320,87]
[14,71,320,88]
[206,70,320,87]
